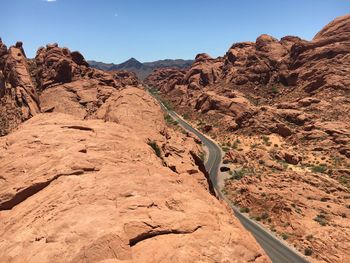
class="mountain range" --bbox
[88,58,194,80]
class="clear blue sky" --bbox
[0,0,349,63]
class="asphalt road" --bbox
[154,95,309,263]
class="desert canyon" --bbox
[0,9,349,263]
[145,15,350,263]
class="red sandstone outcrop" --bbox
[34,43,140,91]
[0,41,270,262]
[0,89,270,263]
[0,39,40,135]
[145,15,350,262]
[0,41,140,136]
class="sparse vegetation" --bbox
[313,213,327,226]
[339,176,350,189]
[311,165,327,173]
[281,232,289,240]
[164,114,178,126]
[147,140,161,157]
[277,159,288,170]
[230,168,250,180]
[271,86,279,94]
[251,143,259,149]
[240,207,250,213]
[221,146,230,152]
[147,87,159,95]
[198,151,206,162]
[161,99,174,110]
[261,135,272,146]
[332,156,343,167]
[261,212,269,220]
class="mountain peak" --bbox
[117,57,143,69]
[127,57,140,63]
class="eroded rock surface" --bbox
[0,41,270,262]
[145,15,350,262]
[0,40,40,135]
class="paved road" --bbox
[154,95,309,263]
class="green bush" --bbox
[262,136,271,146]
[164,114,178,126]
[313,213,327,226]
[311,165,327,173]
[161,99,173,110]
[148,87,159,95]
[281,233,289,240]
[339,176,350,189]
[183,113,190,120]
[222,146,230,152]
[147,140,161,157]
[240,207,250,213]
[251,143,259,149]
[231,168,249,180]
[271,86,279,94]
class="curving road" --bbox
[154,94,309,263]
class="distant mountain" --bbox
[88,58,194,80]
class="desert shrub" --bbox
[262,135,272,146]
[271,86,279,94]
[222,146,230,152]
[251,143,259,149]
[281,233,289,240]
[161,99,173,110]
[164,114,178,126]
[339,176,350,189]
[231,168,249,180]
[313,213,327,226]
[240,207,250,213]
[261,212,269,220]
[183,113,189,120]
[148,87,159,94]
[147,140,161,157]
[311,165,327,173]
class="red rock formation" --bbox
[0,41,140,135]
[0,40,271,262]
[145,15,350,262]
[0,39,40,135]
[0,88,270,263]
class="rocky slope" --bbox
[145,14,350,262]
[0,40,270,262]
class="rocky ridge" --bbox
[0,40,270,262]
